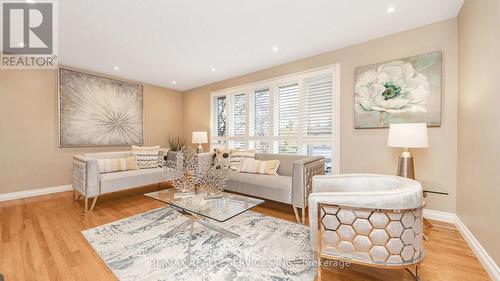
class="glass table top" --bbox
[420,181,449,195]
[145,188,264,222]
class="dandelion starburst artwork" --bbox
[59,68,144,146]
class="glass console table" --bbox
[419,181,449,240]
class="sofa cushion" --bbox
[226,172,292,204]
[99,168,165,194]
[97,156,138,173]
[240,158,280,175]
[255,153,310,177]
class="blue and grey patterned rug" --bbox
[82,207,317,281]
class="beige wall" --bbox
[457,0,500,265]
[184,19,458,212]
[0,69,183,194]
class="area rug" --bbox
[82,207,317,281]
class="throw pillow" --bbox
[132,145,162,168]
[213,148,231,170]
[134,150,160,169]
[229,149,255,171]
[240,158,280,175]
[97,156,138,173]
[132,145,160,151]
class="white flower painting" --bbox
[354,51,442,128]
[59,69,144,147]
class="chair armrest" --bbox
[72,155,100,197]
[291,156,325,208]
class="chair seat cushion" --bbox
[226,172,292,204]
[100,168,165,194]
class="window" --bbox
[210,65,339,174]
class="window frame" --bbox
[210,64,340,175]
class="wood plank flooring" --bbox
[0,185,490,281]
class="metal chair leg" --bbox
[405,265,421,281]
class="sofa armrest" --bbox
[72,155,100,197]
[291,156,325,208]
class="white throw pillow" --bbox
[240,158,280,175]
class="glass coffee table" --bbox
[145,188,264,239]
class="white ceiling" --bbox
[59,0,464,91]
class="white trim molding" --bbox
[454,216,500,281]
[424,208,500,281]
[423,209,457,224]
[0,185,72,202]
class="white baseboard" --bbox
[423,208,457,224]
[0,184,72,202]
[455,216,500,281]
[424,208,500,281]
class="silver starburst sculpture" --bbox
[164,146,198,193]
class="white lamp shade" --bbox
[192,131,208,144]
[387,123,429,148]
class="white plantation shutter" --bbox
[249,88,270,137]
[274,83,299,137]
[228,93,246,138]
[210,65,338,174]
[214,96,227,137]
[303,75,333,136]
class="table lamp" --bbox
[192,131,208,153]
[387,123,428,179]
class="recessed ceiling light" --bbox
[272,45,279,52]
[211,67,216,72]
[172,80,177,85]
[113,66,119,70]
[386,6,395,14]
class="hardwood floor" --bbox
[0,185,490,281]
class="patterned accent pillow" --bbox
[213,148,231,170]
[240,158,280,175]
[134,150,160,169]
[97,156,138,173]
[132,145,163,167]
[229,149,255,171]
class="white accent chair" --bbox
[308,174,424,280]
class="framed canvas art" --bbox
[58,68,144,147]
[354,51,442,128]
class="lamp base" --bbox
[397,151,415,179]
[196,144,203,154]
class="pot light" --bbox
[113,66,119,71]
[211,67,216,72]
[172,80,177,85]
[386,6,395,13]
[272,45,279,52]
